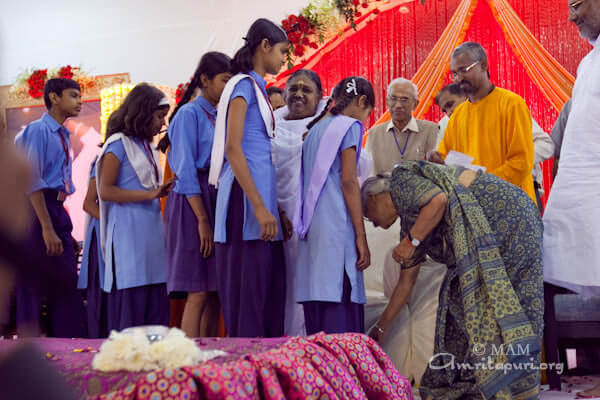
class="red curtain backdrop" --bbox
[506,0,592,76]
[271,0,591,207]
[273,0,588,126]
[273,0,465,128]
[460,0,560,205]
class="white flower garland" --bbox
[92,327,225,372]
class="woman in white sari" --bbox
[272,70,372,336]
[272,70,326,336]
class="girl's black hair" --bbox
[231,18,288,74]
[157,52,232,152]
[105,83,169,142]
[286,69,323,97]
[306,76,375,130]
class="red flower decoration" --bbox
[288,31,302,44]
[175,82,189,104]
[362,2,369,8]
[294,45,305,57]
[352,0,360,5]
[373,8,380,14]
[298,16,310,31]
[26,69,48,99]
[355,11,362,17]
[57,65,76,80]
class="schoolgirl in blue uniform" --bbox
[77,157,108,338]
[14,78,86,337]
[209,19,292,337]
[158,52,232,338]
[97,83,174,331]
[295,77,375,335]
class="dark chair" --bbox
[544,282,600,389]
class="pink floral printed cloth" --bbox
[0,333,413,400]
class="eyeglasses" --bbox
[569,0,585,13]
[451,61,480,78]
[387,95,413,105]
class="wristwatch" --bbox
[407,231,421,247]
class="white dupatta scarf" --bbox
[208,74,275,187]
[272,100,327,216]
[95,133,162,256]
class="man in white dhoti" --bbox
[544,0,600,297]
[544,2,600,397]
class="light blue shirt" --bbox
[295,116,366,304]
[214,71,283,242]
[15,113,75,194]
[168,96,216,195]
[101,137,167,291]
[77,159,106,289]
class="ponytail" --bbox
[157,74,201,152]
[231,44,255,75]
[306,97,333,131]
[305,76,375,132]
[157,52,232,153]
[232,18,288,75]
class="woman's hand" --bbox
[255,205,278,241]
[392,237,416,266]
[356,233,371,270]
[149,179,175,199]
[368,324,385,343]
[197,218,214,258]
[279,208,293,241]
[426,151,445,165]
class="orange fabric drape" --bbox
[363,0,477,146]
[160,152,174,215]
[489,0,575,111]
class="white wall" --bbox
[0,0,308,87]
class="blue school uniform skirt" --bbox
[215,181,286,338]
[164,170,217,293]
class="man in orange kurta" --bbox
[430,42,536,202]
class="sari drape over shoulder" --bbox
[391,161,543,400]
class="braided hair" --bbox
[306,76,375,130]
[157,52,232,152]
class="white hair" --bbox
[387,78,419,100]
[360,174,392,215]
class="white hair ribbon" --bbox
[346,79,358,96]
[158,97,169,106]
